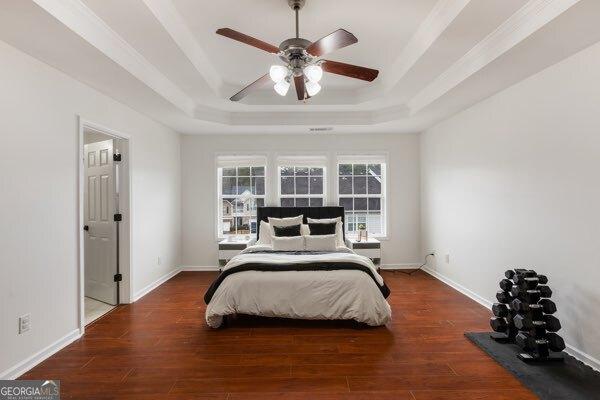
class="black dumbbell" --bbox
[511,286,552,303]
[505,270,516,279]
[515,269,537,278]
[499,279,513,291]
[514,273,548,286]
[516,332,565,352]
[490,317,509,333]
[538,298,557,314]
[492,303,510,318]
[546,332,566,351]
[496,290,512,304]
[515,277,541,290]
[514,314,561,332]
[515,332,551,358]
[511,298,556,314]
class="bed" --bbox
[204,207,392,328]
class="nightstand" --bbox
[347,238,381,265]
[218,238,252,267]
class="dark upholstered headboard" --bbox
[256,207,346,240]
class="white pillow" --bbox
[307,217,344,247]
[257,220,272,245]
[305,234,337,252]
[272,236,304,251]
[268,215,303,235]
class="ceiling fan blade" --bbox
[230,74,272,101]
[306,29,358,57]
[216,28,280,54]
[294,75,306,100]
[321,60,379,82]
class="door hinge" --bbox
[114,213,122,222]
[114,273,122,282]
[113,153,122,162]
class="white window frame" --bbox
[216,155,267,239]
[276,155,328,207]
[335,155,388,239]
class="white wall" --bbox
[421,40,600,368]
[181,133,421,267]
[0,40,181,377]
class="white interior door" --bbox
[84,139,117,305]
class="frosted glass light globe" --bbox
[274,80,290,96]
[304,64,323,82]
[305,80,321,97]
[269,65,288,83]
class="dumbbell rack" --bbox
[490,268,565,363]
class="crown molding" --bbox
[384,0,471,90]
[141,0,224,97]
[229,110,374,126]
[32,0,195,116]
[408,0,581,114]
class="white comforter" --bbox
[205,245,392,328]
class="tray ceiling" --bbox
[1,0,599,134]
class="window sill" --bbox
[346,235,388,241]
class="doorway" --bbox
[79,119,131,329]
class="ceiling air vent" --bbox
[309,127,333,133]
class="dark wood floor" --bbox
[21,271,537,399]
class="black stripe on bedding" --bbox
[203,262,390,304]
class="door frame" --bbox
[78,117,132,333]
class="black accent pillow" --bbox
[308,222,337,236]
[273,224,302,237]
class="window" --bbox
[337,158,386,236]
[217,157,266,237]
[278,165,326,207]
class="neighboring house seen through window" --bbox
[218,163,265,237]
[337,160,386,237]
[278,166,325,207]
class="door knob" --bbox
[83,225,89,231]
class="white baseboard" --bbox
[422,266,600,372]
[565,344,600,372]
[380,263,421,270]
[180,265,220,271]
[422,266,493,308]
[0,329,81,380]
[132,267,180,301]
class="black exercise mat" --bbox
[465,332,600,400]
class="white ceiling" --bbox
[1,0,600,134]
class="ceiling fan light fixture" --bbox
[304,64,323,82]
[274,79,290,96]
[305,80,321,97]
[269,65,288,83]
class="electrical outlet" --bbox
[445,254,450,264]
[19,314,30,334]
[157,256,161,265]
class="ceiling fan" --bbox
[216,0,379,102]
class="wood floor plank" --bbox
[291,362,454,378]
[411,389,538,400]
[170,377,349,394]
[227,391,414,400]
[19,270,536,400]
